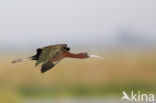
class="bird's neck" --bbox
[64,52,88,59]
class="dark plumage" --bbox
[29,44,74,73]
[31,48,43,60]
[41,61,54,73]
[12,44,89,73]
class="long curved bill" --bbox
[89,54,104,60]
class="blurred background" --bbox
[0,0,156,103]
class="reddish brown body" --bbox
[49,51,89,62]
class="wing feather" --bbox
[36,44,67,66]
[41,61,58,73]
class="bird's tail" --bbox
[12,57,32,63]
[89,54,104,60]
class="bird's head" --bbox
[79,53,104,60]
[79,52,89,58]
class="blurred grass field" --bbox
[0,49,156,102]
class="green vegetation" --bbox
[0,50,156,102]
[18,82,156,98]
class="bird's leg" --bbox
[12,57,32,63]
[63,51,89,59]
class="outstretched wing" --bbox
[41,61,58,73]
[36,44,67,66]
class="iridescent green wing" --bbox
[41,60,59,73]
[36,44,66,66]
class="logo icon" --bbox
[121,91,130,101]
[121,91,155,102]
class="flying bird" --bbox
[12,44,103,73]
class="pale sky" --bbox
[0,0,155,50]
